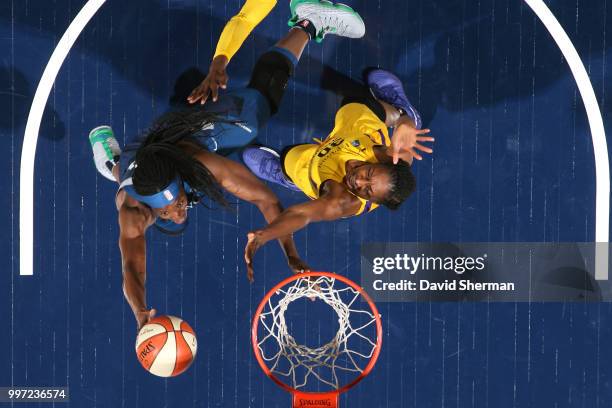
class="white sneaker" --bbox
[89,125,121,182]
[289,0,365,43]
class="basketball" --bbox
[135,315,198,377]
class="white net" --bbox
[255,275,379,391]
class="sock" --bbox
[105,155,120,173]
[294,19,317,40]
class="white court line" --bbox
[19,0,106,276]
[19,1,609,279]
[524,0,610,280]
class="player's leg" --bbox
[89,125,122,183]
[247,0,366,115]
[340,86,403,128]
[365,68,423,129]
[240,28,301,188]
[241,0,366,186]
[334,68,422,129]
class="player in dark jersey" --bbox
[88,1,366,329]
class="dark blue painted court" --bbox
[1,0,612,407]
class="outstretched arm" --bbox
[188,0,277,104]
[245,181,362,279]
[197,151,309,278]
[118,204,156,330]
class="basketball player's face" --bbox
[344,163,392,202]
[155,189,188,224]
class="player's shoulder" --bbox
[319,180,361,211]
[117,192,154,238]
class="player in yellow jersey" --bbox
[188,0,366,105]
[242,68,434,278]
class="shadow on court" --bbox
[0,65,65,140]
[1,0,609,141]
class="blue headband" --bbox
[124,179,181,209]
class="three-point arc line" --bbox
[19,0,609,279]
[523,0,609,279]
[19,0,107,277]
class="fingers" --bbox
[245,233,255,282]
[218,73,228,90]
[187,81,204,104]
[244,248,251,265]
[244,250,254,282]
[209,74,228,102]
[207,71,228,103]
[187,82,210,105]
[186,91,200,104]
[392,143,401,165]
[136,309,155,331]
[409,148,422,161]
[416,136,435,143]
[188,74,225,105]
[417,128,431,134]
[244,235,255,263]
[199,91,210,105]
[247,264,254,283]
[199,80,213,104]
[414,142,433,154]
[210,82,219,102]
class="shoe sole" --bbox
[257,146,280,158]
[291,0,354,14]
[88,125,117,159]
[367,69,403,88]
[88,125,112,142]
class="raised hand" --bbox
[187,55,229,105]
[390,119,435,164]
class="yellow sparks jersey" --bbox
[283,103,391,216]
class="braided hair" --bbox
[378,159,416,210]
[131,108,235,208]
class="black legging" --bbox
[247,50,295,115]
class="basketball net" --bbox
[252,272,382,408]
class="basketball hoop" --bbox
[251,272,383,408]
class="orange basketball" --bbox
[135,315,198,377]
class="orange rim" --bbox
[251,271,383,396]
